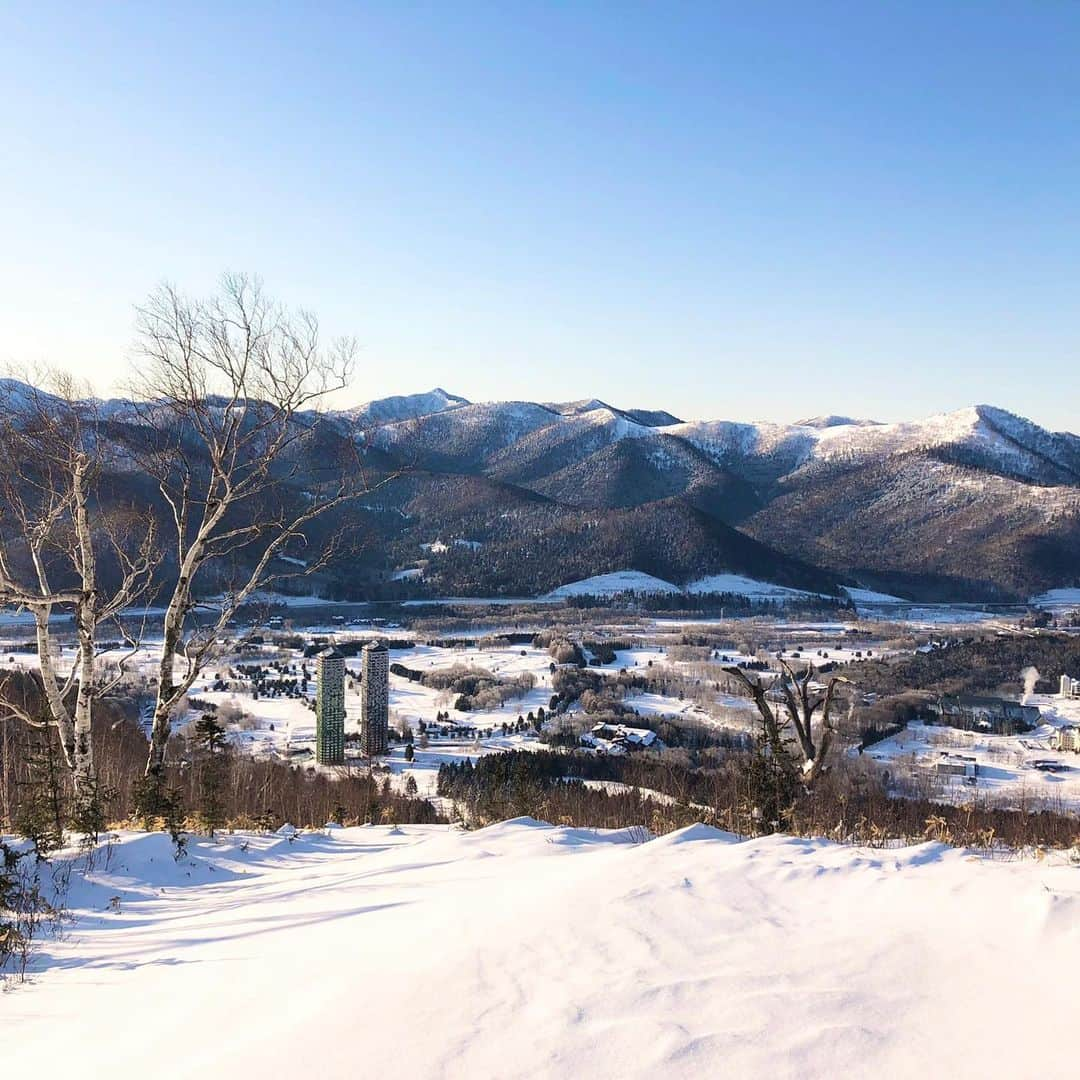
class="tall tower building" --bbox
[315,646,346,765]
[360,640,390,756]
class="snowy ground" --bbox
[6,820,1080,1079]
[1030,587,1080,612]
[865,694,1080,811]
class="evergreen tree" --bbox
[16,728,66,857]
[741,711,799,836]
[192,713,229,836]
[131,774,187,858]
[0,841,33,974]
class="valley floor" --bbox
[5,821,1080,1079]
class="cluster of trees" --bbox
[1,672,440,846]
[531,630,586,666]
[573,592,854,616]
[390,663,537,713]
[0,275,390,837]
[225,661,308,700]
[435,752,701,832]
[846,633,1080,698]
[388,492,842,600]
[435,742,1080,851]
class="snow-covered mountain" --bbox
[340,395,1080,598]
[664,404,1080,486]
[323,389,1078,495]
[333,387,469,429]
[3,377,1077,600]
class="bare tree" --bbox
[128,273,387,788]
[723,659,848,786]
[0,373,158,816]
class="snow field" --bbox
[6,820,1080,1079]
[1030,587,1080,612]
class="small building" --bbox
[1031,759,1068,773]
[1053,725,1080,752]
[1060,675,1080,699]
[933,752,978,781]
[924,695,1039,735]
[581,723,662,755]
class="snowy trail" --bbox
[6,821,1080,1078]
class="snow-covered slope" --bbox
[487,406,655,486]
[686,573,820,600]
[7,821,1080,1079]
[546,571,841,603]
[546,570,682,597]
[665,405,1080,485]
[335,387,469,428]
[546,398,683,428]
[368,400,560,465]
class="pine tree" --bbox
[1,841,24,969]
[131,774,187,858]
[16,728,66,857]
[192,714,228,836]
[741,711,799,836]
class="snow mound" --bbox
[548,572,847,605]
[648,822,735,846]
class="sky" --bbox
[1,2,1077,429]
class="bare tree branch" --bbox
[126,275,398,783]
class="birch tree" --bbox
[0,375,158,819]
[128,274,383,790]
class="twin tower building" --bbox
[315,641,389,765]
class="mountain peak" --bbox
[430,387,469,406]
[795,415,880,430]
[337,388,469,428]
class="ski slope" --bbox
[6,821,1079,1079]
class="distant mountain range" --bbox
[6,382,1080,603]
[309,389,1077,601]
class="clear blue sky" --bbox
[1,2,1077,428]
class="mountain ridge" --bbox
[3,379,1077,602]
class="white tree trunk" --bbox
[32,607,76,772]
